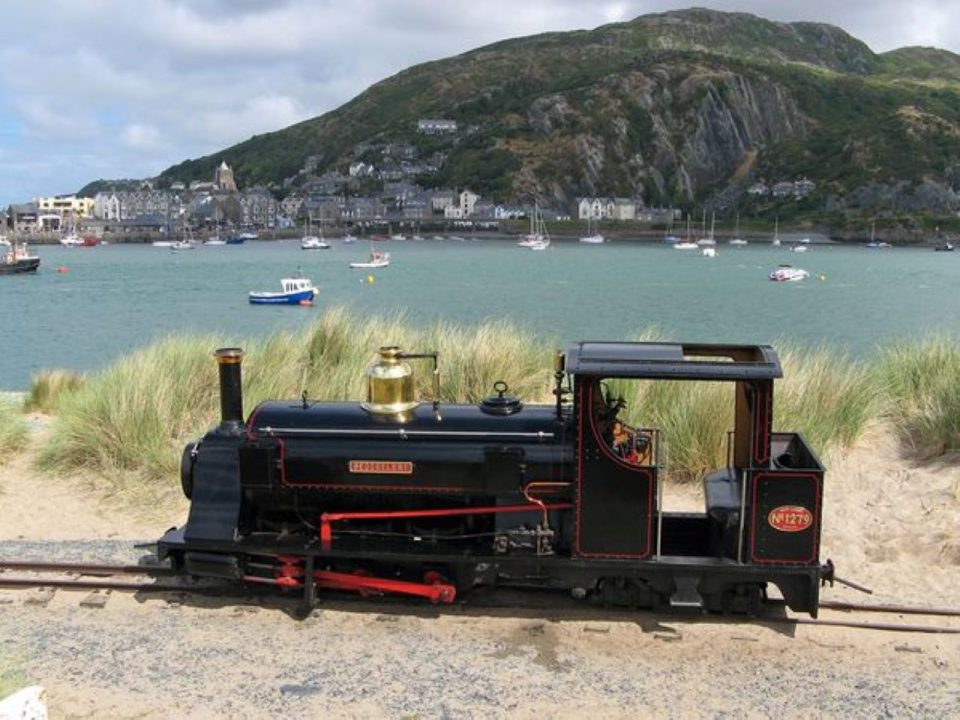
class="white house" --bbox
[459,189,480,217]
[417,119,457,134]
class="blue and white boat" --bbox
[248,277,319,305]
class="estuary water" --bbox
[2,235,957,389]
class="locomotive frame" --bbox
[158,341,826,616]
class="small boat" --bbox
[249,277,319,305]
[702,246,717,257]
[519,202,549,247]
[301,235,330,250]
[152,240,175,248]
[171,239,198,251]
[529,238,550,251]
[350,248,390,269]
[864,221,891,249]
[81,234,100,247]
[343,234,357,244]
[60,233,83,246]
[771,217,781,246]
[769,265,809,282]
[1,240,41,274]
[791,245,808,253]
[236,231,258,241]
[673,242,698,250]
[580,215,604,244]
[390,234,406,241]
[934,242,955,252]
[728,213,748,245]
[698,213,717,246]
[204,237,227,246]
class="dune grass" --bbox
[874,337,960,457]
[0,399,29,464]
[33,307,957,494]
[23,369,85,414]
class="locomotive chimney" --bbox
[214,347,245,432]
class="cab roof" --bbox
[565,342,782,381]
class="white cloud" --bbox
[2,0,960,205]
[121,123,163,150]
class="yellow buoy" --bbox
[367,274,376,284]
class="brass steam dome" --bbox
[362,346,419,417]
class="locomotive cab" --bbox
[567,342,825,612]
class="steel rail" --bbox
[819,599,960,618]
[0,561,174,577]
[0,577,188,592]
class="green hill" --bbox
[154,8,960,216]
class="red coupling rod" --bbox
[319,502,573,550]
[314,569,456,604]
[243,568,457,603]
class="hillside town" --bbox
[2,117,816,239]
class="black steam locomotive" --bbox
[158,341,826,615]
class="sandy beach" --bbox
[1,418,958,718]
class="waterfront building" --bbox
[37,194,96,220]
[430,189,457,214]
[747,182,769,196]
[460,189,480,217]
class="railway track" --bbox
[2,559,959,634]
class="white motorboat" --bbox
[342,234,357,244]
[769,265,809,282]
[152,240,175,248]
[204,237,227,246]
[350,247,390,269]
[301,235,330,250]
[702,246,717,257]
[528,239,550,251]
[791,245,808,253]
[170,239,198,251]
[728,238,748,246]
[60,233,83,246]
[673,242,698,250]
[865,221,891,249]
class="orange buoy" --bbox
[57,266,69,273]
[298,299,314,307]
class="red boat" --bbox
[81,235,100,247]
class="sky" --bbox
[2,0,959,208]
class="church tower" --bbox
[215,161,237,192]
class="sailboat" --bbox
[673,214,698,250]
[771,217,781,246]
[697,212,717,245]
[579,214,605,244]
[518,203,548,247]
[301,213,330,250]
[729,212,748,245]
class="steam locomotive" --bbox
[158,341,826,616]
